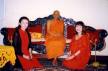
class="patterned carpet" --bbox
[13,65,108,71]
[0,58,108,71]
[13,59,108,71]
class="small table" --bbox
[0,45,16,68]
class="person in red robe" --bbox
[63,21,91,70]
[12,16,43,71]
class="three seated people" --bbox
[12,10,92,70]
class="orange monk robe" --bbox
[45,19,66,59]
[63,34,91,70]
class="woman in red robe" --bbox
[63,21,91,70]
[12,16,42,71]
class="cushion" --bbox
[30,32,43,39]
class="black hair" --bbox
[19,16,29,23]
[75,21,86,35]
[17,16,29,30]
[75,21,85,27]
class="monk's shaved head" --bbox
[53,10,60,19]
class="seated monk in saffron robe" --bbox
[45,10,66,65]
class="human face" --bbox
[53,10,60,19]
[20,19,29,30]
[75,25,83,34]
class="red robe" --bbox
[18,29,42,70]
[63,34,91,70]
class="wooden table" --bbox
[0,45,16,68]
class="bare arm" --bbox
[66,50,80,60]
[29,48,32,59]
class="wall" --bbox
[0,0,5,44]
[0,0,108,56]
